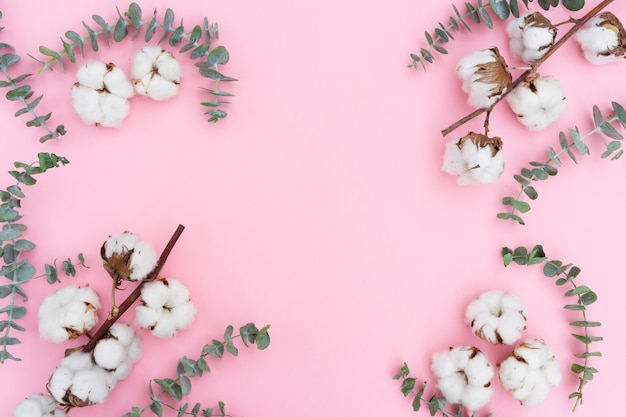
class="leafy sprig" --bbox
[502,245,601,410]
[393,363,491,417]
[35,3,236,123]
[498,101,626,224]
[410,0,586,71]
[124,323,271,417]
[0,11,66,142]
[0,153,72,363]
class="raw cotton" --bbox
[38,285,100,343]
[505,75,567,131]
[431,345,494,411]
[47,352,118,407]
[499,339,561,407]
[131,46,182,101]
[442,132,505,185]
[576,11,626,65]
[101,231,158,283]
[135,278,197,338]
[507,12,557,63]
[71,61,134,127]
[13,393,67,417]
[93,323,143,380]
[465,290,527,345]
[457,47,512,109]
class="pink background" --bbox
[1,1,624,416]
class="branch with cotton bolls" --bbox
[440,0,623,185]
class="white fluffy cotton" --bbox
[442,133,505,185]
[465,290,527,345]
[71,61,134,127]
[102,231,158,282]
[507,13,556,63]
[47,352,117,407]
[431,346,494,411]
[457,47,512,109]
[93,323,143,380]
[506,75,567,130]
[136,278,197,338]
[576,12,626,65]
[13,393,67,417]
[38,285,100,343]
[499,339,561,407]
[131,46,182,101]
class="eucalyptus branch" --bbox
[124,323,271,417]
[0,12,66,142]
[502,245,601,410]
[393,363,489,417]
[0,153,70,363]
[498,101,626,224]
[441,0,614,137]
[410,0,586,71]
[34,3,235,122]
[80,224,185,354]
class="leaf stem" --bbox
[441,0,615,137]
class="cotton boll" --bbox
[72,61,133,127]
[38,285,100,343]
[13,393,67,417]
[132,46,182,101]
[507,13,556,63]
[70,367,116,404]
[457,47,511,109]
[128,241,158,280]
[466,290,527,345]
[108,323,135,347]
[507,75,567,130]
[165,278,192,306]
[136,278,196,338]
[172,301,197,330]
[498,339,561,407]
[442,133,505,185]
[432,346,493,411]
[575,12,626,64]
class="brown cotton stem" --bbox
[441,0,615,137]
[81,224,185,353]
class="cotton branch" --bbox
[81,224,185,353]
[441,0,615,137]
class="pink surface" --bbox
[1,1,624,416]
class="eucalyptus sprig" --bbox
[498,101,626,224]
[34,3,235,123]
[410,0,585,71]
[0,152,71,363]
[393,363,492,417]
[124,323,271,417]
[502,245,601,411]
[0,11,66,142]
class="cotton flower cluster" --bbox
[101,231,158,284]
[465,290,527,345]
[47,351,118,407]
[505,75,567,131]
[93,323,143,380]
[576,11,626,65]
[38,285,100,343]
[131,46,183,101]
[71,61,134,127]
[499,339,562,407]
[442,132,505,185]
[507,12,557,63]
[135,278,197,338]
[71,47,182,127]
[13,393,67,417]
[431,346,494,411]
[456,47,512,109]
